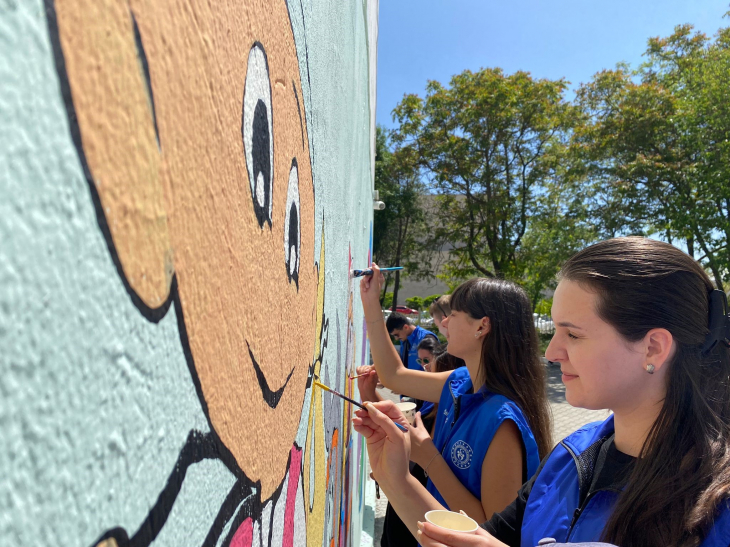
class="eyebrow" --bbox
[556,321,584,330]
[293,80,305,150]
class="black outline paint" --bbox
[293,80,305,150]
[44,0,173,324]
[43,2,320,545]
[130,9,160,149]
[247,341,295,409]
[242,41,275,230]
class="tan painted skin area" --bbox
[54,0,317,500]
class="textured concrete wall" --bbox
[0,0,378,545]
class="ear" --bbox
[643,328,674,373]
[52,0,173,308]
[480,316,491,335]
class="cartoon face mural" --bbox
[50,0,317,504]
[0,0,375,544]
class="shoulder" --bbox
[561,415,615,454]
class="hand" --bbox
[352,400,411,491]
[356,365,379,402]
[360,263,385,318]
[417,519,504,547]
[409,411,438,468]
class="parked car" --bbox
[394,305,418,315]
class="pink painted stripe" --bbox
[230,517,253,547]
[283,446,303,547]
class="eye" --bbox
[242,42,274,229]
[284,160,301,289]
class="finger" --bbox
[420,522,487,546]
[352,422,376,439]
[364,402,407,439]
[416,529,448,547]
[415,411,423,428]
[354,414,379,429]
[369,400,408,424]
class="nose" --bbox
[441,315,450,328]
[544,334,565,363]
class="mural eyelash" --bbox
[243,42,274,229]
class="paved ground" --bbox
[370,364,611,545]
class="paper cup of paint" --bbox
[424,510,479,534]
[395,402,417,425]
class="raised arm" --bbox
[361,264,449,403]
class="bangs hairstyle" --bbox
[450,278,552,460]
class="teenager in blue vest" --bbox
[355,238,730,547]
[358,265,552,523]
[386,312,439,371]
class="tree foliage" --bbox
[392,68,590,299]
[574,23,730,289]
[372,125,428,308]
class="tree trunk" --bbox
[686,236,694,259]
[380,273,392,306]
[391,269,400,312]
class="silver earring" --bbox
[646,364,655,374]
[475,331,481,338]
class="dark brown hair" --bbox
[450,278,553,460]
[560,237,730,547]
[422,352,466,424]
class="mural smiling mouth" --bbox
[246,341,295,408]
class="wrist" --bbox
[417,443,439,469]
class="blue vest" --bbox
[426,367,540,509]
[521,416,730,547]
[400,326,437,371]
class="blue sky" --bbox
[376,0,730,128]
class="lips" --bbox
[561,370,579,382]
[247,341,295,409]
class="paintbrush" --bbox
[351,267,404,278]
[313,380,408,433]
[348,372,372,380]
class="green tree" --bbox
[422,294,442,310]
[392,68,584,297]
[574,23,730,289]
[373,125,428,308]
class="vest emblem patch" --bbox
[450,440,473,469]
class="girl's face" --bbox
[441,310,485,360]
[546,280,652,412]
[433,314,448,336]
[417,348,435,372]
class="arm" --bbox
[352,401,512,547]
[361,265,449,402]
[418,421,524,523]
[352,400,446,537]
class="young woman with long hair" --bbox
[358,265,552,523]
[355,238,730,547]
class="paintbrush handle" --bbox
[315,381,407,432]
[351,267,404,278]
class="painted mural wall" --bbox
[0,0,378,545]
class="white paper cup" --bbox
[395,401,417,425]
[424,510,479,534]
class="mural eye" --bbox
[284,159,301,289]
[242,42,274,229]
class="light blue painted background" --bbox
[0,0,377,544]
